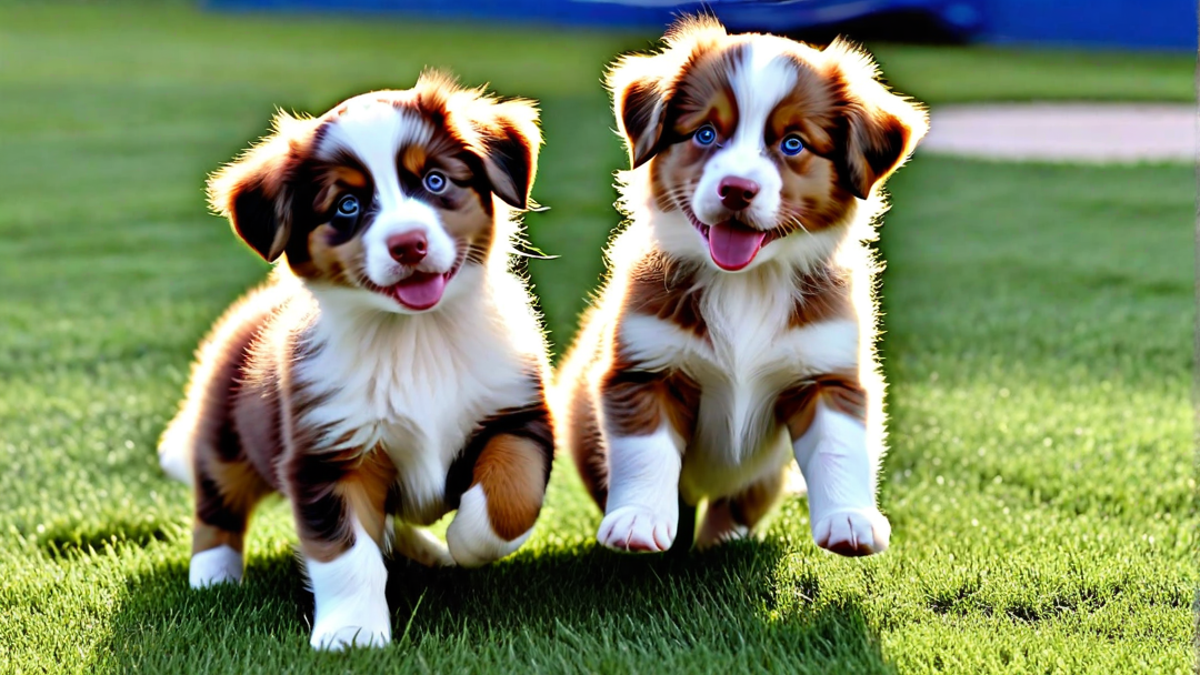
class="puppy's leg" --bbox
[785,376,889,556]
[446,405,553,567]
[392,522,455,568]
[594,366,696,553]
[190,455,272,588]
[695,464,787,550]
[565,382,609,512]
[597,423,684,552]
[292,449,395,650]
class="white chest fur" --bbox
[295,276,540,521]
[619,264,860,499]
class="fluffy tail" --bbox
[158,413,197,487]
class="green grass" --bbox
[0,3,1194,673]
[870,45,1195,104]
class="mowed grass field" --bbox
[0,3,1194,673]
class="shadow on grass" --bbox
[97,539,894,674]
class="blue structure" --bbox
[206,0,1198,51]
[978,0,1195,51]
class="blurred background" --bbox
[209,0,1198,50]
[0,1,1194,672]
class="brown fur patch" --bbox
[400,144,428,179]
[302,225,362,286]
[625,252,707,337]
[777,371,868,439]
[566,384,609,510]
[202,457,274,517]
[330,164,369,190]
[788,265,854,328]
[668,43,745,139]
[286,443,394,563]
[192,523,245,555]
[335,449,399,547]
[766,78,859,232]
[471,435,548,540]
[600,358,701,440]
[816,42,928,199]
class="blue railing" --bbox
[205,0,1198,51]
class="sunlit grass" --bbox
[0,3,1193,673]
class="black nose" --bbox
[718,177,760,211]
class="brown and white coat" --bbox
[158,74,553,650]
[554,18,927,555]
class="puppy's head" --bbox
[609,17,927,272]
[208,72,541,313]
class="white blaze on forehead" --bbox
[318,100,434,209]
[728,40,798,149]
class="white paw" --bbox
[189,545,242,588]
[310,605,391,650]
[812,507,890,557]
[597,505,677,553]
[306,520,390,650]
[393,523,456,568]
[446,485,531,568]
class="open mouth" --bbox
[365,246,467,311]
[684,208,781,272]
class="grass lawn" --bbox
[0,3,1194,673]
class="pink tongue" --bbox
[392,272,447,310]
[708,220,766,271]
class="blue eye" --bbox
[336,195,359,217]
[693,125,717,147]
[423,170,448,194]
[780,135,804,156]
[331,194,361,232]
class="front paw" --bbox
[446,485,531,568]
[812,507,890,556]
[310,618,391,651]
[598,505,677,552]
[310,592,391,650]
[188,545,243,589]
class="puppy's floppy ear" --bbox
[207,112,319,262]
[607,15,727,169]
[607,54,669,169]
[826,39,929,200]
[469,99,543,210]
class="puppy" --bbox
[158,72,554,649]
[554,18,927,556]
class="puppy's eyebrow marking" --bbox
[400,144,427,177]
[331,165,368,189]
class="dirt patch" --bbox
[921,103,1195,163]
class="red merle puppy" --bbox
[158,73,552,649]
[555,18,927,556]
